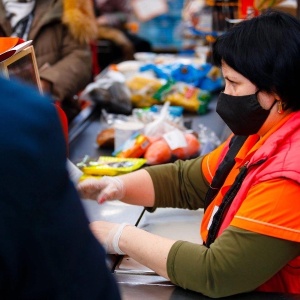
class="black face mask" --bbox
[216,92,274,135]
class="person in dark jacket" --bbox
[0,76,120,300]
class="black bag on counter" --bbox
[80,77,132,115]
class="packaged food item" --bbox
[126,75,163,107]
[78,174,102,182]
[77,156,147,176]
[96,127,115,148]
[153,81,211,114]
[164,83,200,112]
[113,133,151,158]
[114,121,144,151]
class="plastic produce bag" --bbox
[144,131,201,165]
[198,124,221,155]
[80,71,132,114]
[144,101,176,139]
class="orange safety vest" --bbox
[201,112,300,294]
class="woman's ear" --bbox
[257,91,279,109]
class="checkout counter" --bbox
[68,99,300,300]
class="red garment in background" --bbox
[54,104,69,152]
[240,0,259,19]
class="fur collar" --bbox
[62,0,97,44]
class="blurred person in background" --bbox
[0,0,97,122]
[0,76,120,299]
[93,0,152,69]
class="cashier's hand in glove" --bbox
[77,176,125,204]
[90,221,130,255]
[77,169,156,207]
[90,219,175,279]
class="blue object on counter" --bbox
[140,62,221,90]
[150,105,184,117]
[200,76,224,92]
[140,63,171,80]
[170,63,212,87]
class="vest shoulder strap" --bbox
[204,135,248,211]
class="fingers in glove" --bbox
[77,178,102,200]
[97,176,125,204]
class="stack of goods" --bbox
[123,60,223,114]
[80,54,224,116]
[94,102,202,168]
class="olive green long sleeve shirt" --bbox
[145,158,300,297]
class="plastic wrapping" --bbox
[77,156,147,176]
[198,124,221,155]
[80,71,132,114]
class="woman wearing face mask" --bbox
[77,11,300,298]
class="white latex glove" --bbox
[90,221,130,255]
[77,176,125,204]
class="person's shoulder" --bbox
[1,76,46,98]
[0,77,54,117]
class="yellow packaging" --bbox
[79,156,147,176]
